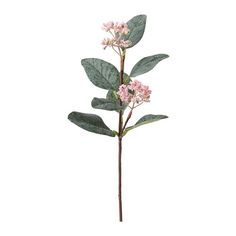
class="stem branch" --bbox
[122,103,134,133]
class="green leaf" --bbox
[91,97,124,111]
[81,58,119,90]
[123,73,132,84]
[106,90,118,101]
[124,114,168,134]
[68,112,116,137]
[130,54,169,77]
[122,15,147,49]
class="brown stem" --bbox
[122,109,132,133]
[122,103,135,133]
[118,136,122,222]
[118,49,125,222]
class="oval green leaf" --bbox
[122,15,147,49]
[91,97,124,111]
[81,58,119,90]
[68,111,116,137]
[124,114,168,135]
[130,54,169,77]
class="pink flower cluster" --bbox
[102,21,129,34]
[101,21,132,49]
[117,80,152,104]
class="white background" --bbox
[0,0,236,235]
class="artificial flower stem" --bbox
[118,50,125,222]
[118,135,122,222]
[122,104,134,133]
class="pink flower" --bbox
[101,38,131,49]
[101,21,131,50]
[129,80,142,90]
[101,38,114,49]
[113,22,129,35]
[119,40,132,48]
[102,21,114,32]
[117,80,152,105]
[117,84,130,103]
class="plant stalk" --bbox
[118,50,125,222]
[118,136,122,222]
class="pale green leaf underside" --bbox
[124,114,168,134]
[68,111,115,137]
[123,15,147,49]
[81,58,119,90]
[130,54,169,77]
